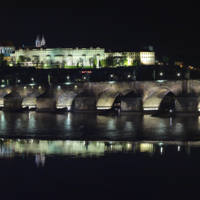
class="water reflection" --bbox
[1,139,200,160]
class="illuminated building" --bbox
[0,41,15,62]
[105,50,155,66]
[10,35,155,67]
[10,35,105,68]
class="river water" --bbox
[1,111,200,199]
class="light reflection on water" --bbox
[1,111,200,140]
[1,139,200,160]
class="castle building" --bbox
[11,35,105,68]
[10,35,155,67]
[0,41,15,62]
[105,50,155,66]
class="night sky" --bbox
[1,0,200,59]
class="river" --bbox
[1,111,200,199]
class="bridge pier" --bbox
[3,92,22,111]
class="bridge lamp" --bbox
[178,146,180,151]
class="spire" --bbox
[36,34,41,47]
[41,35,46,46]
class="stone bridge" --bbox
[0,80,200,113]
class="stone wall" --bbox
[121,98,143,111]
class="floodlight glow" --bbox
[157,80,165,83]
[178,146,180,151]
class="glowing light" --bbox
[128,75,131,78]
[18,80,20,83]
[2,80,4,82]
[110,74,113,77]
[109,81,115,84]
[160,147,163,154]
[143,108,158,111]
[75,85,77,88]
[39,86,41,89]
[157,80,165,83]
[58,86,60,89]
[29,106,36,109]
[178,146,180,151]
[67,76,70,79]
[160,72,163,76]
[31,78,34,81]
[24,86,26,89]
[169,109,173,113]
[97,107,112,110]
[177,73,181,76]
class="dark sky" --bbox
[1,0,200,57]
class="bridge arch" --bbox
[56,90,77,110]
[143,87,176,111]
[22,90,40,109]
[96,90,122,110]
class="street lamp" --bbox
[177,73,181,76]
[160,72,163,76]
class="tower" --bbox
[41,35,46,46]
[35,34,41,47]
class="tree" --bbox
[105,56,114,67]
[0,53,4,66]
[132,60,138,67]
[19,55,25,62]
[2,60,8,67]
[40,61,44,68]
[89,58,94,67]
[93,58,97,68]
